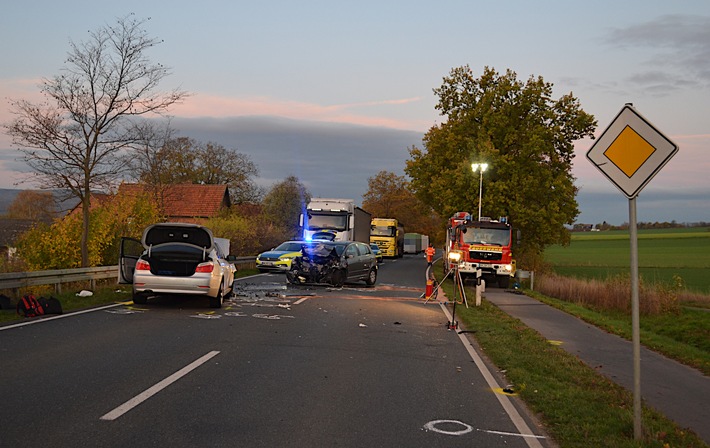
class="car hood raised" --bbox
[142,223,213,250]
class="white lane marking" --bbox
[439,302,545,448]
[293,297,310,305]
[100,350,220,421]
[0,302,126,331]
[481,429,546,439]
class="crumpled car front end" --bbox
[286,243,346,287]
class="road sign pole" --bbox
[629,197,642,440]
[588,104,678,442]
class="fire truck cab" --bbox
[445,212,516,288]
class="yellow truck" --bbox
[370,218,404,258]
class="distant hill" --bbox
[0,188,80,215]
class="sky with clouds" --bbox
[1,0,709,225]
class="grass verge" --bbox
[441,280,708,447]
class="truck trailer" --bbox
[403,232,427,254]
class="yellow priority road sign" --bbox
[586,104,678,199]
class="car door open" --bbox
[118,237,144,284]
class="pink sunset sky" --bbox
[1,0,708,225]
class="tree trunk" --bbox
[81,193,90,268]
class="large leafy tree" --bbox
[4,15,187,267]
[362,171,444,245]
[362,171,413,219]
[406,66,596,267]
[131,135,263,204]
[261,175,311,239]
[5,191,57,222]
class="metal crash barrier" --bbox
[0,257,257,297]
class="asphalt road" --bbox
[0,254,551,448]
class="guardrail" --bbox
[0,257,257,297]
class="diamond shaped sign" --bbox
[586,104,678,199]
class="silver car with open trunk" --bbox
[119,223,236,308]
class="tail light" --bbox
[195,261,214,273]
[136,260,150,271]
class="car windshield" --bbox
[370,225,395,237]
[462,227,510,246]
[307,213,348,231]
[274,242,303,252]
[303,242,346,257]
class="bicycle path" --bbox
[484,288,710,444]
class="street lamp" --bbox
[471,163,488,221]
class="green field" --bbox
[544,227,710,294]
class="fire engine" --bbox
[444,212,516,288]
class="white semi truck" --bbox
[300,198,371,243]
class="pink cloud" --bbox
[170,94,427,130]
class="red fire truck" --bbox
[444,212,516,288]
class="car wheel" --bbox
[223,282,234,301]
[286,270,300,285]
[331,269,346,287]
[209,284,224,308]
[132,291,147,304]
[365,268,377,286]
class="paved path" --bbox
[484,289,710,444]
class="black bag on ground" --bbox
[16,294,45,318]
[38,296,63,315]
[0,294,12,310]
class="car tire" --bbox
[209,284,224,308]
[331,269,346,287]
[132,291,147,305]
[286,270,300,285]
[365,268,377,286]
[223,282,234,301]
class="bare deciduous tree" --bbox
[4,15,188,266]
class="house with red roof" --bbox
[117,183,231,223]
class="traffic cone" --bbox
[425,278,433,300]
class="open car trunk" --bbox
[145,244,207,277]
[143,223,213,249]
[142,223,213,276]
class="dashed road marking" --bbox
[100,350,220,421]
